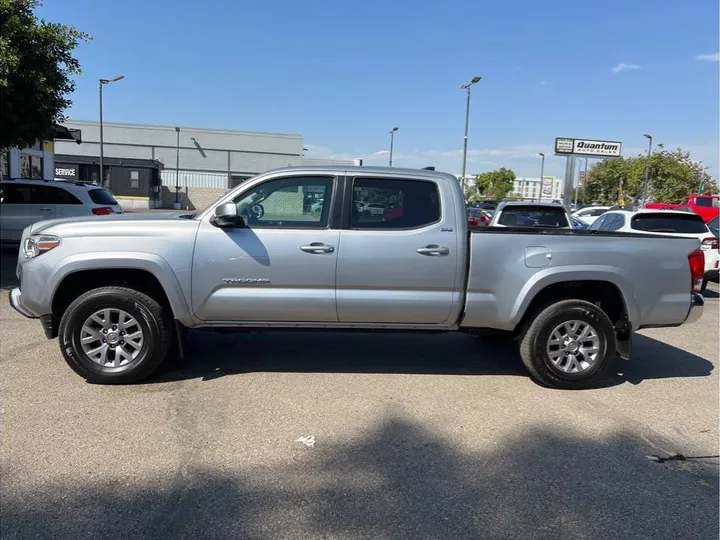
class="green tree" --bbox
[474,167,516,199]
[0,0,90,150]
[583,147,717,205]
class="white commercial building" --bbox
[512,176,563,201]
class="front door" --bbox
[192,175,340,323]
[336,176,460,324]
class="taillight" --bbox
[702,237,719,250]
[688,248,705,292]
[92,206,114,215]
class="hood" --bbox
[29,212,199,237]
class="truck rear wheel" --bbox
[58,286,172,384]
[519,299,617,389]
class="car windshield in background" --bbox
[706,216,719,237]
[88,188,119,205]
[497,206,568,228]
[631,213,708,234]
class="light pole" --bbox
[174,127,181,209]
[460,76,482,190]
[98,75,124,187]
[388,127,399,167]
[538,152,545,202]
[641,133,653,205]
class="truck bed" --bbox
[462,228,700,332]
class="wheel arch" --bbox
[46,253,192,328]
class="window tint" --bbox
[0,184,34,204]
[588,215,607,230]
[497,205,569,228]
[351,178,440,229]
[694,197,719,208]
[591,208,609,216]
[631,213,709,234]
[605,214,625,231]
[232,176,333,228]
[88,188,119,205]
[46,186,82,204]
[707,216,719,237]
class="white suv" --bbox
[0,179,123,243]
[589,209,720,291]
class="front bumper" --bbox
[9,288,35,319]
[685,293,704,325]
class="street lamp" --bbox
[538,152,545,202]
[388,127,399,167]
[641,133,653,204]
[460,76,482,189]
[98,75,124,187]
[174,127,181,209]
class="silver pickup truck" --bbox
[9,166,705,389]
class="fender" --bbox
[510,265,639,330]
[43,252,193,324]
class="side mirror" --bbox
[211,202,245,228]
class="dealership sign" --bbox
[554,138,622,158]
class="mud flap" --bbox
[174,320,188,361]
[617,333,632,360]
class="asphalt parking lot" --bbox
[1,247,718,540]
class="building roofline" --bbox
[61,119,303,140]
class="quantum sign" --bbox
[554,138,622,158]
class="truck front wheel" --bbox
[58,287,172,384]
[519,299,617,389]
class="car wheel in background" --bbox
[58,287,172,384]
[519,299,617,390]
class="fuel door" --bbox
[525,246,552,268]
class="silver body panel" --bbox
[9,165,702,335]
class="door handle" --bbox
[39,208,53,212]
[417,245,449,256]
[300,242,335,254]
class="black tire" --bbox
[58,286,172,384]
[700,279,708,293]
[519,299,617,390]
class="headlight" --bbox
[24,234,60,259]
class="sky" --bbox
[38,0,719,179]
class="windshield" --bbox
[497,206,569,228]
[707,216,719,237]
[631,213,708,234]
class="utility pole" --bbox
[388,127,399,167]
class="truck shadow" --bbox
[0,246,20,290]
[149,330,714,388]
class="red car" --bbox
[645,194,719,223]
[467,207,490,227]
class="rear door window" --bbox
[694,197,719,208]
[351,178,440,229]
[631,213,708,234]
[40,186,82,204]
[88,188,119,206]
[497,206,569,228]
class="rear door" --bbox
[0,183,56,241]
[336,175,459,324]
[47,185,87,219]
[191,174,340,322]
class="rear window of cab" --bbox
[631,213,708,234]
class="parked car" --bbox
[359,202,386,218]
[0,178,123,243]
[589,209,719,291]
[10,166,704,389]
[645,194,719,223]
[571,205,611,226]
[489,201,572,229]
[466,207,490,228]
